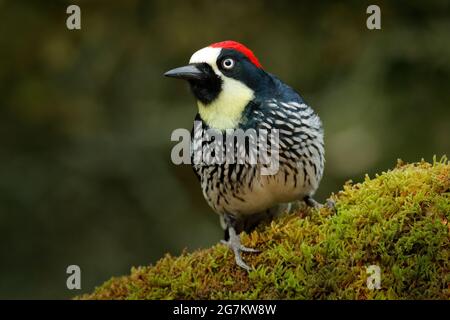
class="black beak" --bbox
[164,64,208,81]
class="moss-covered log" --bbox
[80,158,449,299]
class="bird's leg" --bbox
[303,195,336,210]
[220,214,259,271]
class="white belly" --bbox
[200,160,321,217]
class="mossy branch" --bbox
[80,157,450,300]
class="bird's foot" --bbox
[304,195,336,210]
[220,240,260,253]
[220,230,259,271]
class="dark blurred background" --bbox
[0,0,449,299]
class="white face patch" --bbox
[189,47,255,130]
[189,47,222,71]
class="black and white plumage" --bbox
[165,41,328,270]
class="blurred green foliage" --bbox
[0,0,448,298]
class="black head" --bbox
[164,41,272,129]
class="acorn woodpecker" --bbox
[165,41,329,271]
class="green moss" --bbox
[80,158,450,300]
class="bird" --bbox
[164,40,330,271]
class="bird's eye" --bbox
[221,58,235,70]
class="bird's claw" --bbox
[325,199,336,210]
[221,237,259,271]
[304,195,336,211]
[220,240,260,253]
